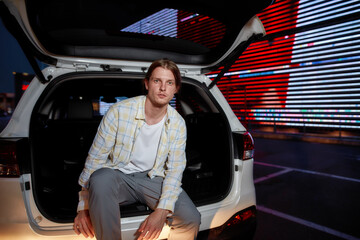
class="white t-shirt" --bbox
[120,116,165,174]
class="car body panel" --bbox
[0,63,256,238]
[0,0,272,238]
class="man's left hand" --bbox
[136,208,170,240]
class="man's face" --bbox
[145,67,178,108]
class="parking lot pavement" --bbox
[252,137,360,240]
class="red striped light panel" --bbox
[209,0,360,133]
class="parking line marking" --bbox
[254,168,293,183]
[254,161,360,183]
[257,205,360,240]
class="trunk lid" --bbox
[1,0,272,77]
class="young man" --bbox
[73,59,201,240]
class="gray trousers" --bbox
[88,168,201,240]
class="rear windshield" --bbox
[26,0,272,64]
[121,8,226,50]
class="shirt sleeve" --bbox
[78,105,119,188]
[77,188,89,212]
[157,117,187,213]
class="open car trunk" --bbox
[30,72,232,222]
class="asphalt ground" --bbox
[252,137,360,240]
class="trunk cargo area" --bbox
[30,73,232,222]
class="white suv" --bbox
[0,0,272,239]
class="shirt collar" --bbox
[135,95,146,120]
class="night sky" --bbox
[0,18,34,93]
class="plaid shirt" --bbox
[77,95,187,213]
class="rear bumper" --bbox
[0,177,256,239]
[0,178,28,223]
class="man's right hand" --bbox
[74,210,95,238]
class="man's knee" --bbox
[173,204,201,228]
[169,208,200,239]
[176,191,201,227]
[187,209,201,227]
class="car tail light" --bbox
[243,131,255,160]
[0,138,28,177]
[233,131,255,160]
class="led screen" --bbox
[209,0,360,130]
